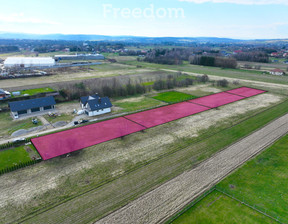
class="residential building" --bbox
[80,94,112,116]
[270,68,285,76]
[0,89,11,100]
[9,96,56,119]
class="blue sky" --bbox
[0,0,287,39]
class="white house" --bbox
[270,69,285,76]
[0,89,11,100]
[80,94,112,117]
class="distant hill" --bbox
[0,32,287,44]
[0,32,242,43]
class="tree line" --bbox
[189,55,237,69]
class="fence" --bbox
[166,186,216,223]
[215,186,284,224]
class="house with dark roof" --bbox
[0,89,11,100]
[9,96,56,119]
[80,94,112,116]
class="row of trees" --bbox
[0,45,19,53]
[189,55,237,69]
[233,52,269,63]
[57,73,200,101]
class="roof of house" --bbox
[271,68,285,73]
[9,96,56,112]
[80,94,112,111]
[0,89,10,95]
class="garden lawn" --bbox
[170,191,276,224]
[152,91,197,103]
[217,133,288,223]
[0,146,32,171]
[113,97,164,113]
[20,87,54,96]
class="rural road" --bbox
[96,113,288,224]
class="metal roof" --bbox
[4,57,55,66]
[9,96,56,112]
[80,94,112,111]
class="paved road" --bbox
[96,113,288,224]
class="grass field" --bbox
[113,96,165,113]
[119,58,288,85]
[170,122,288,224]
[4,97,288,224]
[152,91,197,103]
[216,133,288,223]
[19,87,54,96]
[0,145,34,171]
[170,191,276,224]
[0,112,42,137]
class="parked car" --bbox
[12,137,26,143]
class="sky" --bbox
[0,0,287,39]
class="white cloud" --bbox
[178,0,288,5]
[0,13,60,25]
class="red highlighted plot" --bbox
[125,102,210,128]
[226,87,266,97]
[32,87,267,160]
[31,117,145,160]
[188,92,245,108]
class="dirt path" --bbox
[96,113,288,224]
[37,116,54,129]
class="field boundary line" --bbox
[215,188,284,224]
[165,187,216,224]
[123,117,148,129]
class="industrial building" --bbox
[9,96,56,119]
[4,57,55,68]
[54,54,105,61]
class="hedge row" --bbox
[0,159,41,176]
[0,138,31,150]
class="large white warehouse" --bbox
[4,57,55,68]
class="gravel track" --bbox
[96,113,288,224]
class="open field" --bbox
[170,191,275,224]
[152,91,197,103]
[216,133,288,223]
[118,58,288,85]
[171,131,288,224]
[97,111,288,224]
[0,68,161,91]
[0,93,285,224]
